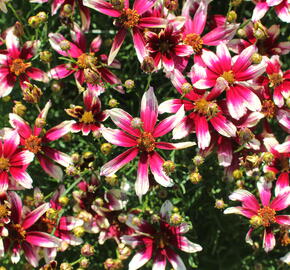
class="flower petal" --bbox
[22,203,50,229]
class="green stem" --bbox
[8,3,24,24]
[145,74,152,91]
[62,176,83,197]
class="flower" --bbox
[83,0,166,64]
[0,29,48,97]
[193,43,266,120]
[9,101,74,180]
[224,179,290,252]
[0,128,34,191]
[1,192,61,267]
[66,90,108,135]
[121,200,202,270]
[100,87,195,197]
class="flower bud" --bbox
[81,243,95,256]
[105,174,118,186]
[40,51,52,63]
[28,16,41,28]
[118,243,131,260]
[104,258,123,270]
[215,199,226,209]
[22,82,43,103]
[117,213,127,223]
[73,226,85,237]
[108,98,119,108]
[157,188,168,199]
[60,263,72,270]
[59,40,71,51]
[231,0,243,6]
[46,208,58,220]
[132,216,141,226]
[131,117,143,129]
[189,171,202,184]
[227,10,237,22]
[253,22,268,40]
[162,160,175,175]
[236,179,244,188]
[251,53,262,64]
[13,101,26,116]
[170,213,183,225]
[35,117,46,128]
[141,56,155,73]
[181,82,193,94]
[237,28,247,38]
[124,79,135,89]
[101,143,112,155]
[51,81,63,92]
[58,196,69,206]
[63,4,73,16]
[192,155,204,166]
[71,153,80,164]
[261,152,274,164]
[232,169,243,179]
[80,258,90,268]
[164,0,179,11]
[36,11,48,22]
[82,151,93,160]
[264,171,276,181]
[13,21,24,37]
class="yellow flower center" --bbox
[10,224,26,241]
[0,157,10,171]
[24,135,42,154]
[10,58,31,76]
[137,132,155,152]
[183,33,203,53]
[77,53,98,69]
[257,206,276,227]
[194,98,219,118]
[80,111,95,124]
[120,8,140,28]
[268,73,284,87]
[221,70,235,84]
[262,100,275,119]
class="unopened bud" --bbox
[58,196,69,206]
[264,171,276,181]
[28,16,41,28]
[82,151,93,160]
[71,153,80,164]
[80,258,90,268]
[40,51,52,63]
[132,216,141,226]
[232,169,243,179]
[22,82,43,103]
[59,40,71,51]
[73,226,85,237]
[104,258,123,270]
[63,4,73,16]
[124,79,135,89]
[105,174,118,186]
[117,213,127,223]
[162,160,175,175]
[227,10,237,22]
[261,152,274,164]
[36,11,48,22]
[13,101,26,116]
[141,56,155,73]
[131,117,143,129]
[101,143,112,155]
[192,155,204,166]
[215,199,227,209]
[189,171,202,184]
[35,117,46,128]
[81,243,95,256]
[51,81,63,92]
[251,53,262,64]
[236,179,244,188]
[237,28,247,38]
[60,263,72,270]
[157,188,168,199]
[170,213,183,225]
[181,82,193,94]
[13,21,24,37]
[108,98,119,108]
[117,243,132,260]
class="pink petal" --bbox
[275,215,290,226]
[217,137,233,167]
[275,1,290,23]
[210,114,236,137]
[252,2,269,21]
[156,141,195,150]
[5,30,20,58]
[26,231,61,248]
[228,189,260,212]
[22,242,39,268]
[139,17,166,28]
[9,168,33,189]
[267,0,283,6]
[152,252,166,270]
[38,154,63,180]
[8,191,23,224]
[149,151,174,187]
[3,130,20,157]
[42,147,71,167]
[172,116,195,140]
[9,150,34,167]
[83,0,121,17]
[174,45,193,57]
[201,49,224,75]
[216,43,232,71]
[232,45,257,73]
[165,248,186,270]
[44,121,74,142]
[177,236,202,253]
[140,87,158,133]
[132,28,146,63]
[257,180,272,207]
[128,246,153,270]
[108,28,127,65]
[48,64,75,79]
[101,127,138,147]
[108,108,140,137]
[226,86,248,120]
[159,99,191,114]
[58,216,84,231]
[191,0,208,35]
[26,67,49,83]
[162,53,174,71]
[275,172,290,196]
[0,73,16,97]
[100,147,139,176]
[133,0,157,14]
[270,192,290,211]
[22,203,50,229]
[0,172,9,192]
[195,115,210,149]
[9,113,32,138]
[263,228,276,253]
[135,153,149,197]
[90,35,102,52]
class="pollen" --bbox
[80,111,95,124]
[221,70,235,85]
[0,157,10,171]
[262,100,275,119]
[120,8,140,28]
[257,206,276,227]
[77,53,98,69]
[183,33,203,53]
[194,98,219,118]
[268,73,284,87]
[24,135,42,154]
[10,58,31,76]
[137,132,155,152]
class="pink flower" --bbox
[49,23,123,94]
[9,101,74,180]
[83,0,166,64]
[65,90,108,136]
[1,192,61,267]
[193,43,266,120]
[224,179,290,252]
[100,87,195,197]
[121,200,202,270]
[252,0,290,23]
[0,129,34,192]
[145,25,193,71]
[0,30,48,97]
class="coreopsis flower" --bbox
[193,43,266,120]
[83,0,166,64]
[49,24,123,94]
[159,68,236,149]
[65,90,108,136]
[101,87,195,197]
[1,192,61,267]
[9,101,74,180]
[145,25,193,72]
[229,23,290,57]
[0,128,34,191]
[0,29,48,97]
[121,200,202,270]
[252,0,290,23]
[30,0,91,32]
[181,0,238,62]
[224,179,290,252]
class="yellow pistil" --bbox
[194,98,219,118]
[257,206,276,227]
[137,132,155,152]
[268,73,284,87]
[10,58,31,76]
[76,53,98,69]
[221,70,235,84]
[80,111,95,124]
[121,8,140,28]
[183,33,203,53]
[0,157,10,171]
[262,100,275,119]
[24,135,42,154]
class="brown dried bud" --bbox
[28,16,41,28]
[83,68,101,85]
[13,22,24,37]
[164,0,179,11]
[22,82,43,103]
[189,171,202,184]
[141,56,155,73]
[40,51,52,63]
[162,160,175,175]
[81,243,95,256]
[13,101,26,116]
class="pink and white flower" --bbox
[224,179,290,252]
[121,200,202,270]
[100,87,195,197]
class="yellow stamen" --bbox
[10,58,31,76]
[120,8,140,28]
[24,135,42,154]
[257,206,276,227]
[0,157,10,171]
[137,132,155,152]
[221,70,235,84]
[80,111,95,124]
[183,33,203,53]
